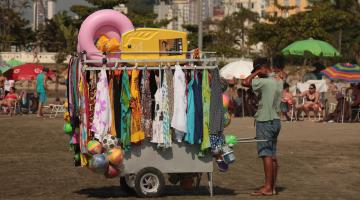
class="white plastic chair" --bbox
[49,104,66,118]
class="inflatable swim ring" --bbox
[78,9,134,61]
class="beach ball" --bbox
[107,148,124,166]
[101,134,119,151]
[63,122,72,134]
[222,94,230,109]
[89,154,109,173]
[87,140,102,154]
[104,164,120,178]
[225,135,237,147]
[224,111,231,127]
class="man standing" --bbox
[35,68,49,117]
[242,58,283,196]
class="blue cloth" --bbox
[36,73,45,93]
[193,71,203,144]
[185,73,195,144]
[38,91,47,104]
[255,119,281,157]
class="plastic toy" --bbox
[77,9,134,60]
[63,122,72,134]
[121,28,187,65]
[87,140,102,154]
[95,35,109,52]
[225,135,237,147]
[101,134,119,151]
[222,94,230,109]
[107,148,123,166]
[89,153,109,173]
[105,164,120,178]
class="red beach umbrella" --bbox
[5,63,55,81]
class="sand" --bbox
[0,115,359,200]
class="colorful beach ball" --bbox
[101,134,119,151]
[87,140,102,154]
[222,94,230,109]
[63,122,72,134]
[107,148,124,166]
[89,154,109,174]
[105,164,120,178]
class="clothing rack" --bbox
[83,65,218,71]
[79,51,218,70]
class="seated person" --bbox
[346,83,360,120]
[295,83,321,119]
[280,83,294,121]
[0,87,19,114]
[323,92,351,122]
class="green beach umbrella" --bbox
[282,38,341,57]
[0,65,11,74]
[6,59,23,67]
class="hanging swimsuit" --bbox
[185,71,195,144]
[161,69,171,148]
[130,69,145,143]
[306,94,316,102]
[121,71,131,152]
[201,69,211,151]
[141,70,153,137]
[151,70,164,146]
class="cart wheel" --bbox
[120,176,135,195]
[134,167,165,197]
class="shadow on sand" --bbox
[74,185,236,198]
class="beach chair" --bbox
[296,96,322,121]
[48,104,66,118]
[351,106,360,122]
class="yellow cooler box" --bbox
[121,28,187,65]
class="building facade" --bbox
[32,0,55,30]
[265,0,309,18]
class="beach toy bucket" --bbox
[222,150,235,164]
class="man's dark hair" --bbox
[310,83,316,89]
[43,68,49,73]
[273,55,285,69]
[252,57,270,73]
[283,82,290,89]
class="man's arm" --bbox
[242,70,260,88]
[44,75,48,90]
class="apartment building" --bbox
[265,0,309,18]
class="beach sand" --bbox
[0,116,359,199]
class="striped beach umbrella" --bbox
[321,63,360,83]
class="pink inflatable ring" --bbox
[78,9,134,61]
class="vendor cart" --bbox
[81,51,217,197]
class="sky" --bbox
[24,0,89,22]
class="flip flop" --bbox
[250,190,273,196]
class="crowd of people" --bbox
[223,58,360,123]
[0,68,54,117]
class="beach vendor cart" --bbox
[64,9,265,198]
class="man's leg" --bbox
[262,156,274,193]
[272,157,278,194]
[37,102,43,117]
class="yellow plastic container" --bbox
[121,28,187,65]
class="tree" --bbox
[248,1,359,63]
[70,0,128,28]
[0,3,35,51]
[207,8,259,57]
